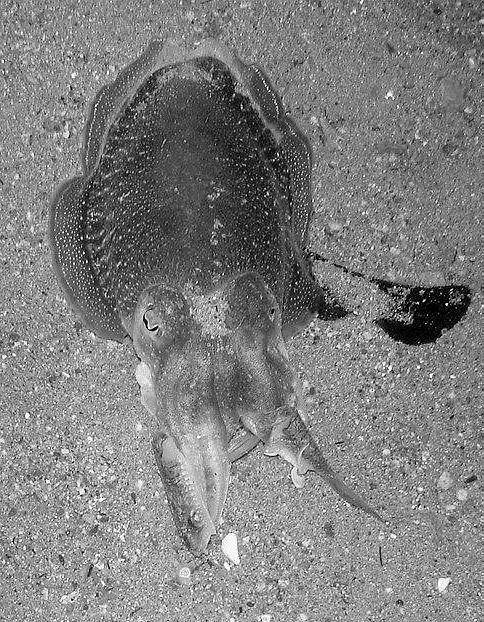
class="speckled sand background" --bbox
[1,1,482,621]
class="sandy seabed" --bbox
[0,1,482,621]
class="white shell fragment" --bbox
[291,466,306,489]
[221,532,240,565]
[176,565,192,586]
[437,577,451,593]
[437,471,453,491]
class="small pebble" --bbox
[326,221,343,234]
[260,615,272,622]
[456,489,468,501]
[255,580,266,592]
[382,448,391,456]
[437,471,453,491]
[437,577,450,593]
[176,566,191,586]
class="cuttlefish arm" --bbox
[220,274,385,523]
[227,429,260,462]
[137,362,223,548]
[135,353,230,554]
[151,429,225,553]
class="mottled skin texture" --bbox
[49,40,471,553]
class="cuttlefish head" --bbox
[130,273,299,553]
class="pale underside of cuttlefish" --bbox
[49,39,471,553]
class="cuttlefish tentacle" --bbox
[250,408,385,523]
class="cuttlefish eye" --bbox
[142,308,160,333]
[132,286,194,361]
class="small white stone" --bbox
[260,615,272,622]
[221,532,240,565]
[437,577,450,592]
[437,471,453,490]
[382,448,391,456]
[60,590,78,604]
[456,489,468,501]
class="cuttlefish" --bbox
[49,39,471,553]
